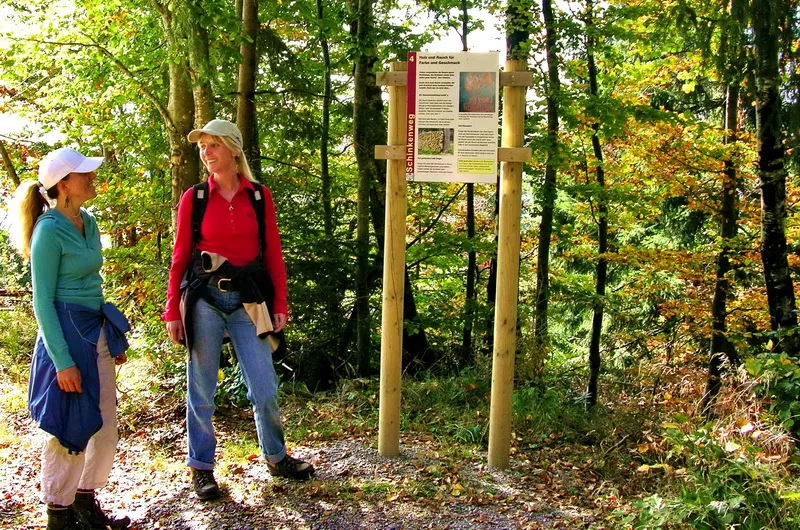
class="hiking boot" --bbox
[73,490,131,529]
[191,467,221,501]
[46,504,92,530]
[267,455,315,480]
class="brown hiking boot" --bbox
[191,467,221,500]
[267,455,315,480]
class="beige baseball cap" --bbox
[187,120,244,149]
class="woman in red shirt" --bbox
[164,119,314,500]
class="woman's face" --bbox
[62,171,98,204]
[198,134,237,175]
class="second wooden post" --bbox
[488,58,527,469]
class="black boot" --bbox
[191,467,221,501]
[73,490,131,529]
[46,504,91,530]
[267,455,316,480]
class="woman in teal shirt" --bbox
[15,147,130,530]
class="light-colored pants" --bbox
[41,328,118,506]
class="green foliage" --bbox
[401,368,491,444]
[513,384,596,440]
[632,425,800,529]
[218,354,251,409]
[0,224,29,291]
[746,353,800,434]
[0,303,37,384]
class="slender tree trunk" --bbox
[460,0,477,366]
[586,0,606,409]
[532,0,561,373]
[349,0,431,373]
[318,0,334,241]
[486,190,499,353]
[317,0,344,364]
[186,4,214,128]
[753,0,798,355]
[166,60,200,220]
[237,0,261,180]
[152,0,200,226]
[353,0,377,376]
[462,183,477,364]
[702,83,742,417]
[0,140,20,186]
[483,0,531,357]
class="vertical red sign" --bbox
[406,52,417,179]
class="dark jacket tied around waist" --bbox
[28,302,130,453]
[180,250,277,353]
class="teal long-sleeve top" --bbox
[31,209,104,371]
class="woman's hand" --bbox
[114,353,127,366]
[273,313,287,333]
[166,320,185,344]
[57,366,82,393]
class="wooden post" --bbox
[488,58,527,469]
[378,61,408,457]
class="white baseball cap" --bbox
[187,120,243,149]
[39,147,104,190]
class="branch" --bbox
[257,155,321,180]
[0,133,36,144]
[10,36,176,135]
[406,185,466,250]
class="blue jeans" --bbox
[186,284,286,470]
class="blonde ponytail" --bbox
[12,181,53,261]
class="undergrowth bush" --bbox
[0,303,37,384]
[745,353,800,436]
[631,422,800,529]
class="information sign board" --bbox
[406,52,500,183]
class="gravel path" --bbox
[0,383,594,529]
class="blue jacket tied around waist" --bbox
[28,302,130,453]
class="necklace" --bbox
[56,207,82,221]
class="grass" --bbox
[0,304,37,385]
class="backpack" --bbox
[191,180,266,259]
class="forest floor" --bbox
[0,359,643,530]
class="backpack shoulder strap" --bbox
[246,182,266,260]
[191,181,210,249]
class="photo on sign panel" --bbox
[417,128,454,155]
[459,72,497,113]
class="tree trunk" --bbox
[0,140,20,187]
[485,192,499,353]
[462,183,477,365]
[317,0,345,364]
[318,0,333,242]
[532,0,561,374]
[483,0,531,358]
[702,85,742,418]
[237,0,261,180]
[586,0,606,409]
[753,0,799,355]
[153,0,200,226]
[353,0,377,377]
[186,3,214,128]
[402,270,432,371]
[460,0,477,366]
[166,60,199,224]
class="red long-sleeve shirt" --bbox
[163,175,288,322]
